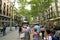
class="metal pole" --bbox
[9,0,16,31]
[10,5,13,31]
[10,18,12,31]
[12,0,16,27]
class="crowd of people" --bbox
[18,22,60,40]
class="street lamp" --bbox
[9,0,16,31]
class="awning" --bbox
[48,17,60,22]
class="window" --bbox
[5,18,7,20]
[0,5,1,8]
[7,5,8,16]
[48,10,50,19]
[2,18,4,20]
[3,11,5,15]
[9,13,11,16]
[4,3,6,10]
[3,3,6,15]
[8,19,10,21]
[0,4,1,14]
[0,17,1,20]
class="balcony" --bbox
[0,14,11,18]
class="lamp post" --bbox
[9,0,16,31]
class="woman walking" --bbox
[33,28,40,40]
[19,26,22,40]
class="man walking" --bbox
[3,23,7,36]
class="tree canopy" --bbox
[15,0,53,23]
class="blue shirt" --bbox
[52,32,59,40]
[52,36,59,40]
[34,25,40,33]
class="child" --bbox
[45,29,52,40]
[33,28,40,40]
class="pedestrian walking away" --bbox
[15,24,18,30]
[2,23,7,36]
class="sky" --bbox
[14,0,19,9]
[10,0,19,9]
[10,0,31,10]
[25,4,31,10]
[25,0,31,10]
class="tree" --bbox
[29,0,53,22]
[17,0,53,23]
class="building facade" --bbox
[43,0,60,26]
[0,0,12,27]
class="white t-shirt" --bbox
[27,27,30,31]
[46,36,52,40]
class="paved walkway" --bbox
[0,27,15,37]
[0,28,42,40]
[0,28,34,40]
[0,29,20,40]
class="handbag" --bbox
[20,32,25,38]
